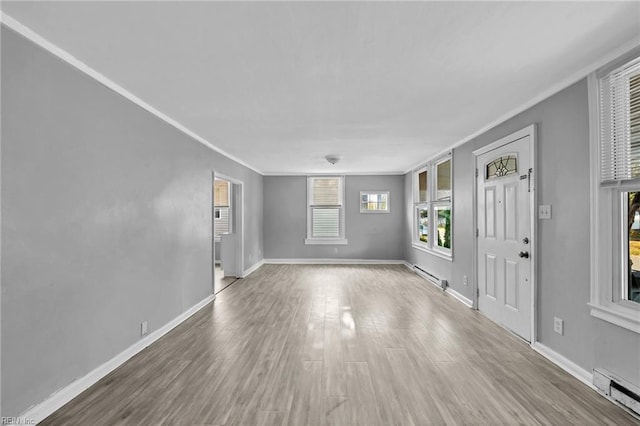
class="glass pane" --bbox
[214,180,229,207]
[486,155,518,180]
[435,205,451,249]
[627,192,640,303]
[312,208,340,237]
[417,207,428,243]
[214,206,230,237]
[436,160,451,200]
[418,170,428,202]
[360,192,389,212]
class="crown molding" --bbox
[403,34,640,175]
[0,12,264,176]
[263,171,405,176]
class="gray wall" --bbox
[404,79,640,387]
[264,175,404,260]
[1,26,263,416]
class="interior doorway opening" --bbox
[212,173,244,294]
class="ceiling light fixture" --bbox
[325,155,341,165]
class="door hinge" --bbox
[475,168,479,178]
[476,228,479,237]
[476,287,479,297]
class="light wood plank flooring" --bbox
[215,266,238,294]
[40,264,639,425]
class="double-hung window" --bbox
[412,153,452,258]
[589,50,640,333]
[306,176,347,245]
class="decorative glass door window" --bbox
[486,154,518,179]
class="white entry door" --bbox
[476,132,532,341]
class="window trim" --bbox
[359,191,390,213]
[588,68,640,334]
[412,153,453,258]
[305,176,348,245]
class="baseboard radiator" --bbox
[593,369,640,416]
[413,265,448,290]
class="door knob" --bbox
[518,251,529,259]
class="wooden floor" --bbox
[215,266,238,294]
[41,265,638,425]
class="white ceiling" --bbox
[2,1,639,174]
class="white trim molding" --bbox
[472,124,538,343]
[263,171,405,177]
[446,287,474,308]
[410,243,454,262]
[18,294,215,424]
[587,64,640,335]
[0,12,263,175]
[304,238,348,246]
[242,259,264,278]
[403,35,640,175]
[532,342,595,390]
[408,264,473,309]
[263,259,406,265]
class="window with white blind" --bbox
[306,176,347,245]
[589,49,640,334]
[600,56,640,182]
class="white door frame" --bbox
[213,172,245,281]
[472,124,537,343]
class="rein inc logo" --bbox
[1,418,36,425]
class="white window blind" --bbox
[599,56,640,182]
[310,177,342,206]
[312,208,340,237]
[307,176,345,242]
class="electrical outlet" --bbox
[463,275,468,285]
[539,205,552,220]
[141,321,148,336]
[553,317,564,335]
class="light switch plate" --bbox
[539,205,552,219]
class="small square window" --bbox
[360,191,390,213]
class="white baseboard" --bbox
[408,263,473,308]
[19,294,215,424]
[263,258,406,265]
[446,287,474,308]
[242,259,264,277]
[532,342,595,389]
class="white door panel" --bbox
[477,135,532,341]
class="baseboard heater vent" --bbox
[413,265,448,290]
[593,369,640,416]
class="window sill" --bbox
[305,238,348,246]
[411,243,453,261]
[589,302,640,334]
